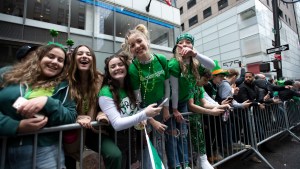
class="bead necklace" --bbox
[136,55,155,102]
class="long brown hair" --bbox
[102,53,136,111]
[68,45,103,117]
[2,44,68,89]
[174,46,200,82]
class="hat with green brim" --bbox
[172,33,195,53]
[211,60,229,75]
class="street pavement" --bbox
[219,129,300,169]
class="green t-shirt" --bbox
[189,86,205,106]
[129,54,169,106]
[98,85,137,117]
[168,58,197,102]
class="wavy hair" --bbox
[121,24,150,60]
[174,46,200,82]
[2,44,67,89]
[102,53,136,111]
[68,45,103,117]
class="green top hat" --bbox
[211,60,228,75]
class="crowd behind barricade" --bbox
[0,24,300,169]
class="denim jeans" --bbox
[6,144,65,169]
[165,101,189,168]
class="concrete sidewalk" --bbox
[219,130,300,169]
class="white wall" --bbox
[186,0,300,79]
[107,0,180,25]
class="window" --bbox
[181,23,184,31]
[189,15,198,27]
[187,0,196,9]
[278,9,283,18]
[0,0,24,17]
[267,0,269,6]
[218,0,228,11]
[180,7,183,15]
[288,18,291,25]
[203,7,212,19]
[285,14,287,22]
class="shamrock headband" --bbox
[176,33,194,45]
[172,33,195,53]
[47,41,66,51]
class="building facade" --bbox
[178,0,300,79]
[0,0,180,71]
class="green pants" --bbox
[85,130,122,169]
[189,114,206,155]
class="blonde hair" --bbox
[2,44,68,89]
[121,24,150,60]
[174,46,200,82]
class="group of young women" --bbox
[0,24,230,169]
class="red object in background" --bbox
[165,0,172,6]
[247,63,260,74]
[274,53,282,60]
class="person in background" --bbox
[99,53,162,169]
[203,60,228,163]
[122,24,169,168]
[168,33,215,169]
[188,68,229,169]
[0,44,39,81]
[0,44,77,168]
[65,45,122,169]
[234,71,265,163]
[218,68,251,151]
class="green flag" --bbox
[144,128,165,169]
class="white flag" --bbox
[144,128,165,169]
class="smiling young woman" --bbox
[0,44,76,168]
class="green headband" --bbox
[47,41,66,51]
[175,33,194,45]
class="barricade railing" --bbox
[1,101,300,169]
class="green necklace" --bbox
[136,55,155,102]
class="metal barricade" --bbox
[2,101,300,169]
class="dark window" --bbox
[218,0,228,11]
[267,0,269,6]
[187,0,196,9]
[189,15,198,27]
[278,9,283,18]
[288,18,291,25]
[181,23,185,31]
[180,7,183,15]
[285,14,287,22]
[203,7,212,19]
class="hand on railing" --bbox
[209,107,225,116]
[150,119,167,134]
[173,108,184,123]
[77,115,92,129]
[96,112,110,125]
[17,117,48,133]
[242,100,252,108]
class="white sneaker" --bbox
[197,154,214,169]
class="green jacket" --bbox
[0,81,77,146]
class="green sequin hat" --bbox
[211,60,229,75]
[172,33,195,53]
